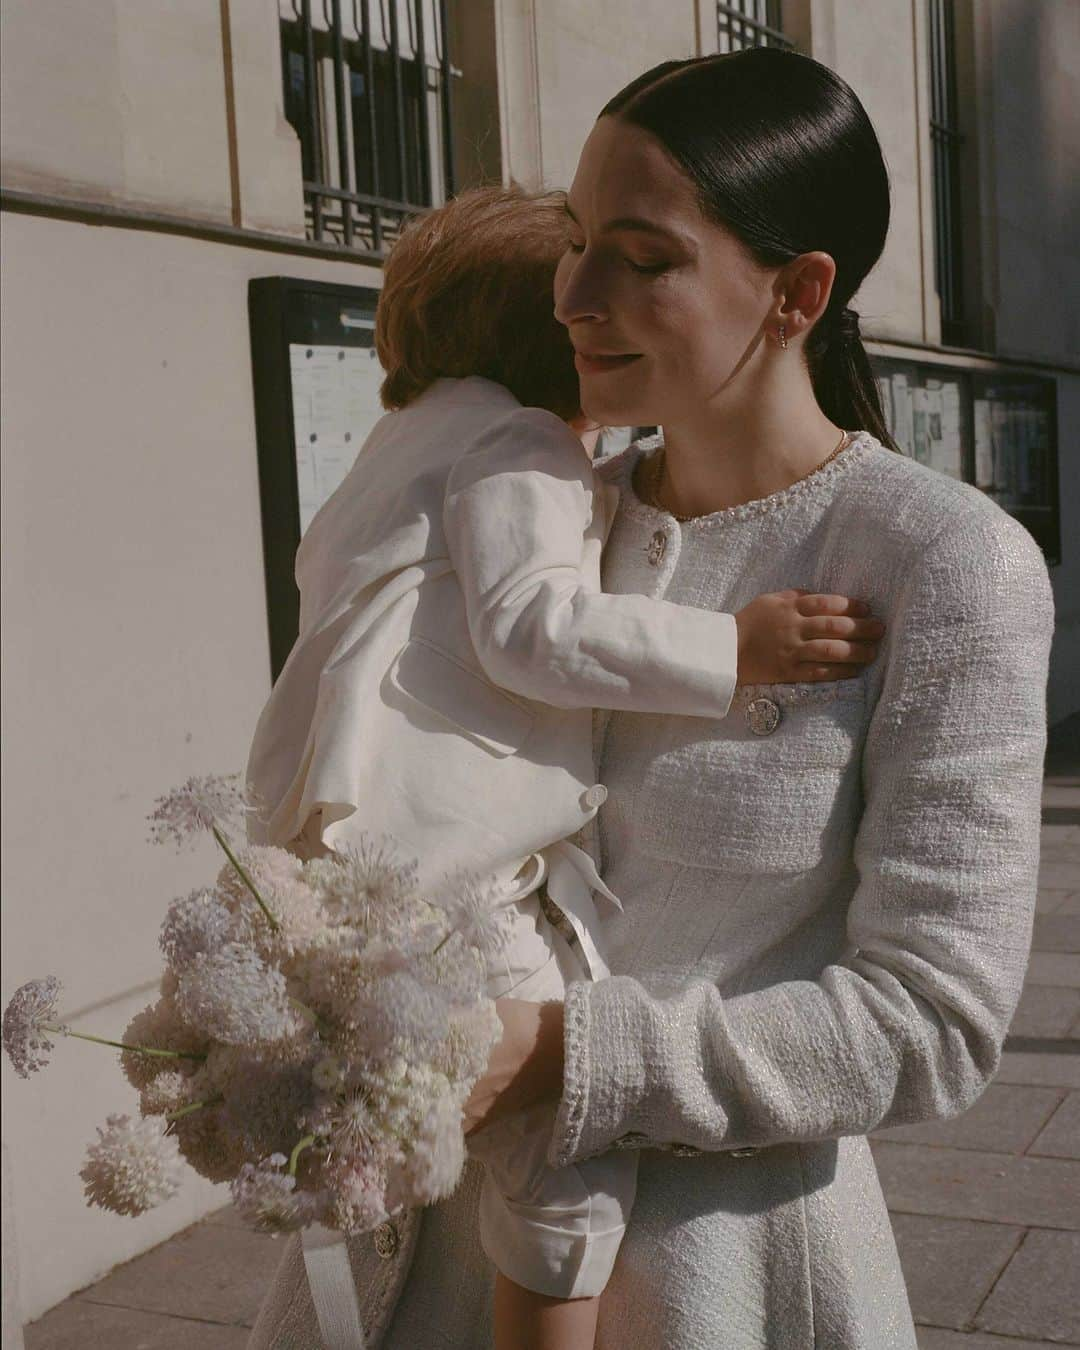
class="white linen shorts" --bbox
[465,855,639,1300]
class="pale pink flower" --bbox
[159,889,238,970]
[321,1156,390,1234]
[441,874,516,960]
[304,837,419,930]
[147,773,252,850]
[230,1154,324,1232]
[80,1114,185,1216]
[402,1092,466,1204]
[2,976,63,1078]
[119,997,207,1092]
[174,944,302,1047]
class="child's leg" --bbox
[495,1270,600,1350]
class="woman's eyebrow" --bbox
[565,202,692,248]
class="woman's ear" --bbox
[774,251,837,340]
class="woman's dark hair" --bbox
[601,48,898,449]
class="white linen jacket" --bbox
[244,377,738,890]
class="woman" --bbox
[249,48,1053,1350]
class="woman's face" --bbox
[553,117,776,429]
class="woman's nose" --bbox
[554,254,608,328]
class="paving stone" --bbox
[873,1084,1063,1154]
[994,1047,1080,1089]
[974,1229,1080,1343]
[1041,823,1080,854]
[1008,984,1080,1037]
[888,1213,1022,1330]
[202,1203,252,1232]
[1029,1091,1080,1160]
[917,1328,1064,1350]
[24,1300,251,1349]
[869,1140,1080,1228]
[1032,914,1080,952]
[1024,952,1080,988]
[1038,859,1080,891]
[76,1216,283,1327]
[1036,887,1074,915]
[1057,890,1080,916]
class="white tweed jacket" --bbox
[248,431,1054,1350]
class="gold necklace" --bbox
[642,429,852,522]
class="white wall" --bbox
[0,212,381,1319]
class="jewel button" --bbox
[746,696,782,736]
[373,1222,399,1258]
[581,784,608,810]
[646,531,667,565]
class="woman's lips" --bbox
[574,351,642,376]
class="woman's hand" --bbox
[462,997,565,1137]
[735,589,885,684]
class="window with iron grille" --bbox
[279,1,457,256]
[715,1,792,52]
[928,0,966,344]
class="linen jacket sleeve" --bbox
[547,506,1055,1168]
[443,407,738,717]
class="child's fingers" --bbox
[802,615,885,641]
[796,663,866,682]
[799,639,879,665]
[794,593,871,619]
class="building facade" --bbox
[2,0,1077,1328]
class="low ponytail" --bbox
[808,307,899,451]
[603,50,900,450]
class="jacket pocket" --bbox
[388,636,535,757]
[633,677,868,873]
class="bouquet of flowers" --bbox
[1,774,512,1235]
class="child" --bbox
[244,186,883,1349]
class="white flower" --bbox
[230,1153,323,1232]
[305,1084,380,1158]
[440,874,516,960]
[401,1092,466,1204]
[139,1070,191,1117]
[160,889,238,970]
[312,1056,344,1091]
[305,837,419,930]
[2,976,63,1078]
[80,1114,185,1216]
[147,773,253,850]
[175,944,302,1047]
[345,972,449,1056]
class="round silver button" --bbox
[746,696,782,736]
[581,783,608,810]
[646,530,667,566]
[373,1222,399,1258]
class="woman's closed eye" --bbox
[565,239,670,275]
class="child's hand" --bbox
[734,590,885,685]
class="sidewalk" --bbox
[23,732,1080,1349]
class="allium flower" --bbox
[175,944,303,1047]
[305,837,419,930]
[119,998,207,1092]
[160,889,238,970]
[147,773,253,850]
[80,1113,185,1216]
[230,1153,324,1232]
[345,971,449,1056]
[312,1056,344,1091]
[139,1069,191,1117]
[305,1084,380,1158]
[434,1001,503,1085]
[439,874,517,960]
[2,976,63,1078]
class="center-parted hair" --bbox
[375,186,580,421]
[602,49,898,449]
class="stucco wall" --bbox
[0,212,381,1318]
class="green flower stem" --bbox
[432,928,458,956]
[42,1025,206,1062]
[211,824,281,933]
[166,1094,224,1122]
[289,1134,316,1176]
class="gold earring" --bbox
[778,324,788,350]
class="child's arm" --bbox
[444,408,881,717]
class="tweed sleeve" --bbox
[444,407,738,717]
[548,506,1054,1168]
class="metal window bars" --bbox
[927,0,965,342]
[279,0,458,255]
[715,0,792,52]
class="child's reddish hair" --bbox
[375,186,580,420]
